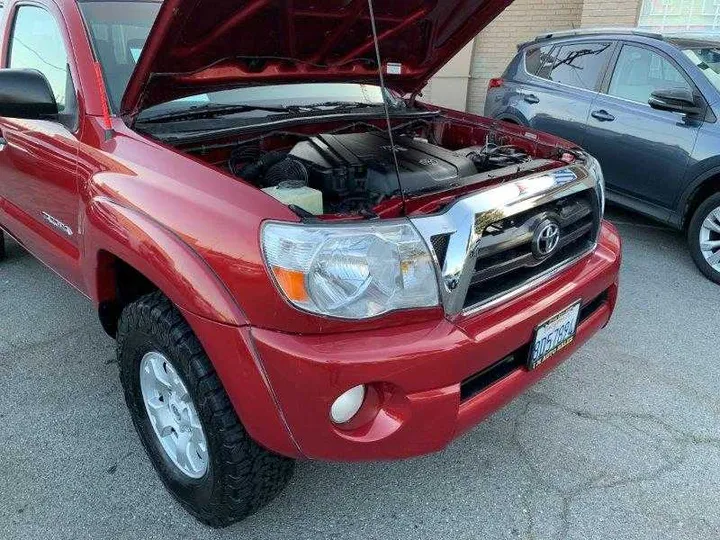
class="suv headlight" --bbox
[586,154,606,217]
[261,220,440,319]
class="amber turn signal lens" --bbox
[271,267,309,302]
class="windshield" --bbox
[138,83,394,120]
[683,47,720,92]
[79,1,397,116]
[79,1,160,111]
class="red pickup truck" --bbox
[0,0,621,528]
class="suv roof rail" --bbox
[519,27,665,49]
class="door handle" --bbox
[523,94,540,104]
[591,110,615,122]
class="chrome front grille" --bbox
[464,192,597,308]
[411,162,603,316]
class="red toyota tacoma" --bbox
[0,0,620,527]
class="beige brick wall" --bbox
[580,0,642,27]
[467,0,584,113]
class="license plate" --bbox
[528,301,582,370]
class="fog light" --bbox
[330,385,366,424]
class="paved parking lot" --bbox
[1,207,718,540]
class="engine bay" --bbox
[162,112,577,218]
[227,129,533,215]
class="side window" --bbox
[525,46,552,75]
[9,6,73,114]
[608,44,692,104]
[538,42,613,91]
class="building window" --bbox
[639,0,720,34]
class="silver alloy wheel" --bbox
[700,206,720,272]
[139,352,209,479]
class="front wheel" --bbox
[0,230,6,261]
[117,292,294,528]
[688,192,720,284]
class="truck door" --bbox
[0,3,83,288]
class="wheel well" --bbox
[683,174,720,229]
[97,252,159,338]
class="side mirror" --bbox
[0,69,58,119]
[649,88,703,117]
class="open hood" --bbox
[121,0,513,118]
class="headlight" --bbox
[586,154,605,217]
[261,220,440,319]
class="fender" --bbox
[83,197,247,326]
[675,164,720,228]
[82,198,301,457]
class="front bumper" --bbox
[240,221,621,460]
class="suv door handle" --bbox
[591,110,615,122]
[523,94,540,104]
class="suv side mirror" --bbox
[649,88,703,117]
[0,69,58,119]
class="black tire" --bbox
[0,230,6,261]
[117,291,294,528]
[688,192,720,285]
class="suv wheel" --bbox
[688,193,720,284]
[0,230,6,261]
[117,291,295,528]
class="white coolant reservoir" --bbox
[262,181,324,216]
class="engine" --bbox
[290,133,481,197]
[232,132,530,214]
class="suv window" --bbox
[9,6,73,112]
[608,44,692,104]
[683,47,720,92]
[525,46,552,75]
[538,42,613,91]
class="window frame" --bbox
[528,39,618,94]
[5,1,80,131]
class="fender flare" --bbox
[83,197,247,327]
[676,165,720,227]
[82,198,300,456]
[493,111,527,126]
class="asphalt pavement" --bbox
[1,207,718,540]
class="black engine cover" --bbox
[289,133,478,197]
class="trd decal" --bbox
[42,212,73,237]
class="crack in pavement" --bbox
[510,398,609,540]
[574,344,720,415]
[526,390,720,450]
[507,389,712,540]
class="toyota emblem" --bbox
[532,220,561,259]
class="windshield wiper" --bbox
[138,100,405,125]
[289,101,382,111]
[137,103,293,123]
